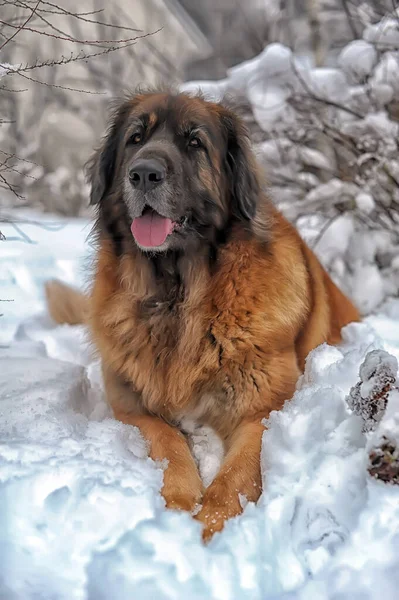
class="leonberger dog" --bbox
[45,91,359,541]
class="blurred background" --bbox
[1,0,399,315]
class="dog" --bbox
[45,90,360,541]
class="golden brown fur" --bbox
[45,92,359,541]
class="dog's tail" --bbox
[44,279,88,326]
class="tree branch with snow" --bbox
[181,2,399,314]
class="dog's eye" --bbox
[188,136,202,148]
[129,133,142,145]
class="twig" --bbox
[289,56,364,119]
[312,213,344,249]
[0,173,24,198]
[13,41,138,73]
[0,18,159,47]
[0,150,39,166]
[10,0,139,31]
[341,0,359,39]
[0,0,40,50]
[290,90,364,118]
[13,69,107,94]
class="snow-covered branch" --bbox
[182,5,399,314]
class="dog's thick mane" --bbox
[86,88,272,297]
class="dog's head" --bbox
[89,91,262,253]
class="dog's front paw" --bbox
[195,482,243,542]
[164,493,202,513]
[162,471,204,514]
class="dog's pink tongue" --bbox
[131,212,174,247]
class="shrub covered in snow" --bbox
[369,434,399,484]
[181,13,399,315]
[345,346,399,485]
[366,357,399,485]
[347,349,398,432]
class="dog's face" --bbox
[89,92,260,254]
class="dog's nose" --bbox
[129,159,166,192]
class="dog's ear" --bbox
[220,109,260,221]
[87,102,131,205]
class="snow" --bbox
[371,388,399,447]
[0,63,17,78]
[179,79,230,102]
[371,51,399,95]
[363,18,399,50]
[355,192,375,214]
[338,40,377,83]
[1,210,399,599]
[304,67,350,104]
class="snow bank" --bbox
[1,213,399,599]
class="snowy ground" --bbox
[1,210,399,600]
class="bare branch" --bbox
[341,0,360,39]
[0,17,159,47]
[0,0,40,50]
[12,68,107,94]
[0,173,24,198]
[11,40,138,73]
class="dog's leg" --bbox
[195,348,300,541]
[117,412,205,512]
[195,416,266,541]
[103,365,204,512]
